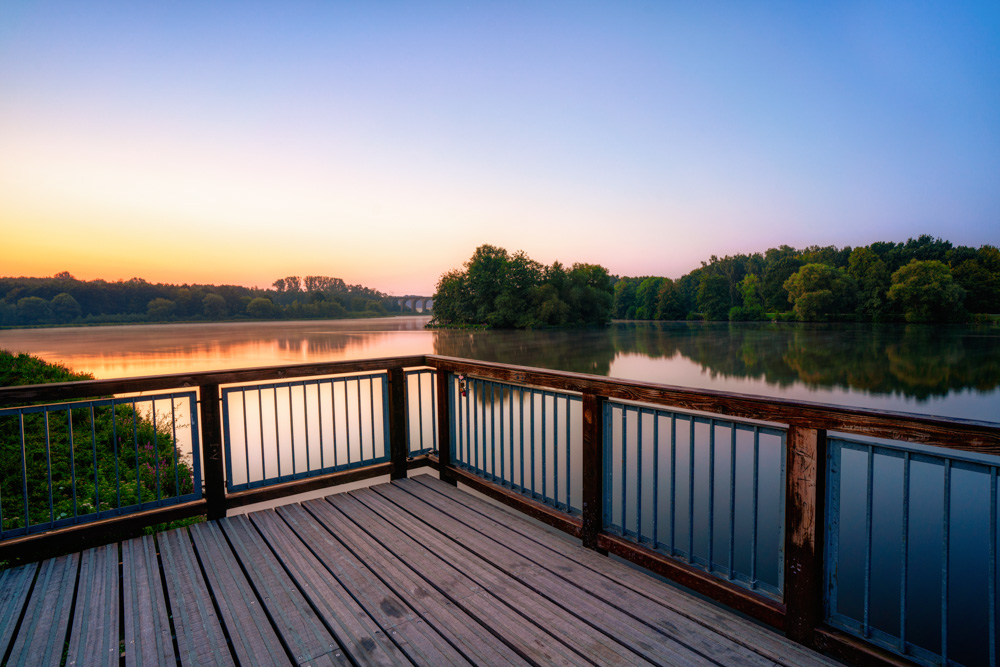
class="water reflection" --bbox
[2,318,998,420]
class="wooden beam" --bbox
[597,532,786,630]
[223,462,393,509]
[581,393,606,550]
[387,367,407,480]
[435,368,456,485]
[783,426,828,646]
[198,383,226,521]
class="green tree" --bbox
[431,269,473,325]
[784,264,856,321]
[16,296,50,325]
[697,274,731,320]
[729,274,767,321]
[847,247,891,321]
[613,278,641,319]
[247,297,279,319]
[50,293,82,323]
[202,293,228,319]
[760,254,802,311]
[887,260,966,322]
[147,298,176,320]
[655,279,687,320]
[634,277,665,320]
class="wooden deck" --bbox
[0,475,841,666]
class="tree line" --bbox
[614,236,999,323]
[431,245,614,328]
[0,272,409,327]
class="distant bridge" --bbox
[397,296,434,313]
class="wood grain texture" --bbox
[158,528,234,666]
[65,543,119,667]
[122,535,176,667]
[0,562,37,660]
[6,552,77,667]
[188,521,293,667]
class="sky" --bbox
[1,1,998,295]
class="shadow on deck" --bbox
[0,475,839,666]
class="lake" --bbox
[0,316,997,422]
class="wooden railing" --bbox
[2,353,998,666]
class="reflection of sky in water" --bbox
[610,353,997,422]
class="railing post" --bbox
[783,425,828,646]
[199,383,226,521]
[388,367,408,481]
[581,393,606,550]
[435,369,456,485]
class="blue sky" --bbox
[1,1,997,294]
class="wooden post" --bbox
[388,367,408,481]
[783,425,828,646]
[435,369,456,485]
[198,383,226,521]
[581,393,606,550]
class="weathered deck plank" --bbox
[408,474,840,667]
[188,520,296,666]
[373,482,731,667]
[6,552,77,667]
[159,527,234,666]
[219,514,341,665]
[0,477,843,666]
[291,501,526,666]
[65,543,118,667]
[0,562,37,660]
[122,535,175,667]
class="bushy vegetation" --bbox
[613,236,999,323]
[0,351,195,534]
[430,245,614,328]
[0,272,408,327]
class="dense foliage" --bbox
[612,236,999,323]
[0,351,195,533]
[431,245,614,328]
[0,272,407,327]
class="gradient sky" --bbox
[1,1,998,295]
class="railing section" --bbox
[405,369,437,456]
[604,401,786,598]
[221,372,389,492]
[0,392,201,539]
[826,436,1000,667]
[449,374,582,514]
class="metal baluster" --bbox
[751,426,759,586]
[652,411,659,548]
[274,387,282,475]
[490,383,497,481]
[553,393,559,506]
[317,381,324,470]
[942,459,951,663]
[729,425,736,580]
[621,406,628,533]
[864,445,874,637]
[708,419,715,570]
[242,390,250,483]
[67,408,77,517]
[369,376,376,460]
[637,409,643,540]
[989,467,997,667]
[151,400,161,501]
[131,398,140,506]
[542,393,548,502]
[565,398,572,512]
[530,390,536,498]
[900,451,910,654]
[669,414,676,555]
[19,412,29,528]
[258,387,266,480]
[171,400,179,501]
[91,406,99,514]
[332,382,339,469]
[688,417,695,563]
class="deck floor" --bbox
[0,475,841,666]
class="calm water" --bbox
[1,316,997,421]
[3,317,999,663]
